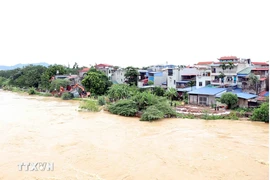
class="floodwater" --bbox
[0,90,268,180]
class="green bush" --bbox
[251,102,269,122]
[108,99,138,116]
[61,92,73,100]
[28,87,37,95]
[79,100,100,112]
[152,86,165,96]
[140,106,164,121]
[132,91,166,110]
[54,93,60,98]
[220,92,238,109]
[98,96,106,106]
[153,102,176,117]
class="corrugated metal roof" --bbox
[237,67,253,75]
[215,92,257,99]
[188,87,227,95]
[177,86,197,92]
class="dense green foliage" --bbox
[49,79,70,92]
[81,68,112,95]
[220,92,238,109]
[251,102,269,122]
[107,84,138,100]
[131,91,166,110]
[40,64,67,90]
[61,92,73,100]
[98,96,106,105]
[124,66,139,86]
[165,87,178,102]
[140,106,164,121]
[108,99,138,116]
[152,86,165,96]
[28,87,38,95]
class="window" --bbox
[199,82,203,86]
[174,80,176,84]
[168,69,173,76]
[199,96,207,105]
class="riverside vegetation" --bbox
[0,64,268,122]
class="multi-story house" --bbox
[210,56,250,87]
[95,64,114,80]
[194,62,213,88]
[111,68,126,84]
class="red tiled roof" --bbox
[213,62,237,64]
[96,64,113,67]
[260,78,267,81]
[252,62,268,65]
[252,68,269,71]
[218,56,239,60]
[196,61,213,65]
[79,68,90,72]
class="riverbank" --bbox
[0,90,268,180]
[0,88,260,122]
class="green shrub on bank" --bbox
[108,99,138,116]
[61,92,73,100]
[251,102,269,122]
[28,87,38,95]
[79,100,100,112]
[153,102,176,117]
[140,106,164,121]
[98,96,106,105]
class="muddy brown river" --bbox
[0,90,268,180]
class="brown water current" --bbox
[0,90,268,180]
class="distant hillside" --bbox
[0,62,50,70]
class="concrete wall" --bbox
[111,69,126,84]
[238,98,248,108]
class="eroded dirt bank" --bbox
[0,90,268,180]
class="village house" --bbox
[111,68,126,84]
[194,61,213,89]
[188,87,227,106]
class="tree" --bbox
[248,73,259,94]
[220,92,238,109]
[40,64,67,90]
[81,68,112,95]
[227,62,235,71]
[73,62,79,69]
[251,102,269,122]
[124,66,139,86]
[107,84,137,100]
[187,80,195,91]
[266,76,269,91]
[165,87,178,103]
[152,86,165,96]
[7,65,47,88]
[219,62,228,72]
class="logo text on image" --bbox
[18,162,54,171]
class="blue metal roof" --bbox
[176,81,190,83]
[177,86,197,92]
[216,92,257,99]
[188,87,227,95]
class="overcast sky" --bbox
[0,0,269,68]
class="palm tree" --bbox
[187,80,195,91]
[248,73,259,94]
[165,87,178,103]
[227,62,235,71]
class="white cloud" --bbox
[0,0,269,67]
